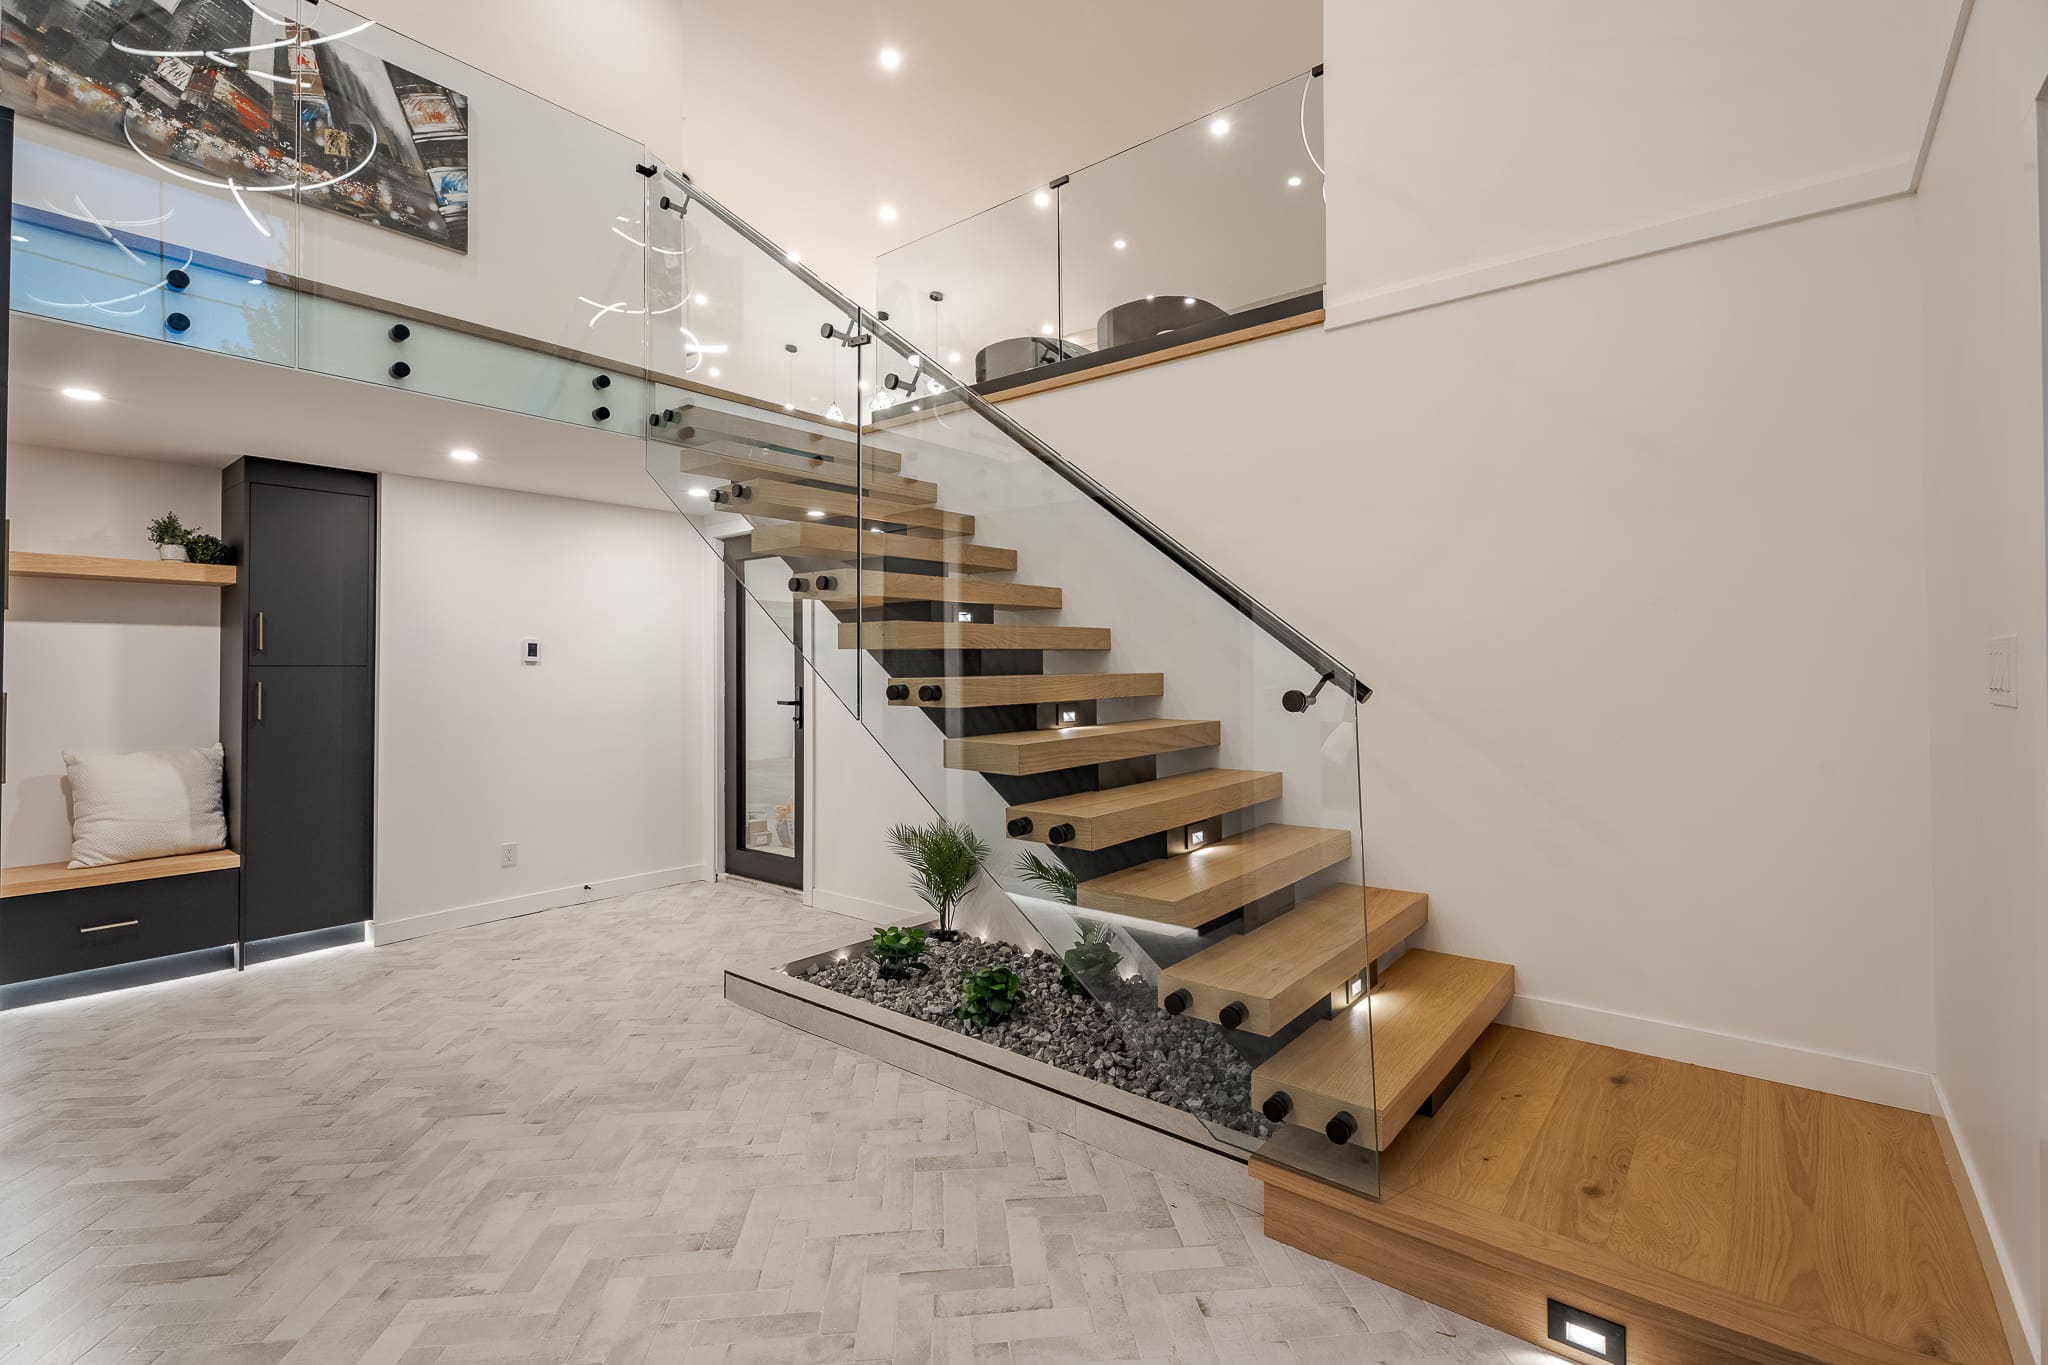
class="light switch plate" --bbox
[523,638,542,665]
[1988,636,2018,708]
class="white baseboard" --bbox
[371,865,711,946]
[1325,159,1914,328]
[1500,992,1935,1113]
[1930,1074,2041,1365]
[807,886,919,926]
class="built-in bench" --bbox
[0,851,240,988]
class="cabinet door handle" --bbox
[256,610,265,651]
[255,680,264,721]
[80,920,140,934]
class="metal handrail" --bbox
[650,164,1370,704]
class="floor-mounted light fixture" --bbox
[1547,1301,1625,1363]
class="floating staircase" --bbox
[667,402,1517,1167]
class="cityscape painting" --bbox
[0,0,471,253]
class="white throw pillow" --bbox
[63,744,228,869]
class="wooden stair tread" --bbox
[839,621,1110,652]
[1006,768,1282,850]
[676,447,937,503]
[947,719,1218,776]
[1076,824,1351,929]
[793,571,1061,610]
[1,850,242,898]
[1154,885,1428,1033]
[667,403,902,471]
[748,523,1017,574]
[1251,949,1514,1152]
[716,480,971,534]
[886,674,1164,708]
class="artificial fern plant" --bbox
[886,816,990,939]
[1013,850,1079,906]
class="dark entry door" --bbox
[724,548,803,888]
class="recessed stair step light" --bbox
[1547,1302,1626,1362]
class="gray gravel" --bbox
[798,935,1272,1139]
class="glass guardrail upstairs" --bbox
[643,167,1385,1199]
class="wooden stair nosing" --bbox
[748,523,1018,574]
[793,571,1062,611]
[1005,768,1282,850]
[1075,823,1352,929]
[1250,949,1514,1152]
[1153,885,1428,1034]
[884,673,1165,708]
[945,718,1219,777]
[838,621,1110,653]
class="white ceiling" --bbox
[676,0,1323,303]
[10,315,672,510]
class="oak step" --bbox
[1250,949,1514,1152]
[793,571,1061,611]
[1154,885,1429,1033]
[839,621,1111,652]
[677,447,938,504]
[1076,824,1351,930]
[946,719,1219,776]
[714,480,973,535]
[1005,769,1282,851]
[748,523,1018,574]
[665,403,903,472]
[886,674,1165,708]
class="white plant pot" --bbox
[157,544,188,561]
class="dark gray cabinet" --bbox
[222,460,376,944]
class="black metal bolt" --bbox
[592,406,611,421]
[592,374,611,390]
[787,577,807,593]
[1005,817,1033,837]
[165,312,191,333]
[917,684,942,703]
[709,488,728,505]
[1325,1111,1358,1145]
[1162,989,1191,1015]
[648,414,661,429]
[1262,1092,1293,1123]
[663,408,677,422]
[388,361,411,379]
[814,574,835,590]
[1218,1001,1246,1031]
[1048,824,1075,845]
[884,684,909,702]
[165,268,190,291]
[388,323,411,342]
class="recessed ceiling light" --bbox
[785,248,800,263]
[783,401,796,411]
[878,204,897,223]
[1182,296,1195,305]
[693,292,707,304]
[878,46,901,71]
[687,487,710,498]
[1113,238,1126,250]
[1287,175,1302,187]
[60,386,103,402]
[947,352,961,363]
[1032,190,1051,208]
[1040,322,1054,335]
[1209,116,1230,137]
[708,366,721,378]
[449,448,479,463]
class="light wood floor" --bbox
[1256,1025,2011,1365]
[0,880,1553,1365]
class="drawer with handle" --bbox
[0,870,239,985]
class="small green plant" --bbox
[955,965,1025,1030]
[1013,850,1078,906]
[869,924,928,979]
[887,816,990,939]
[182,532,231,565]
[144,511,189,547]
[1060,919,1123,996]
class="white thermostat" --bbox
[522,639,542,665]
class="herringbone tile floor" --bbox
[0,880,1555,1364]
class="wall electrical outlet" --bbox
[1988,636,2018,708]
[500,842,518,868]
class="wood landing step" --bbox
[839,621,1111,653]
[1076,823,1351,929]
[945,719,1219,777]
[714,481,973,535]
[792,570,1062,611]
[1252,1025,2014,1365]
[1004,768,1282,850]
[748,523,1018,574]
[662,403,904,472]
[1153,885,1428,1033]
[885,674,1164,708]
[1251,949,1512,1152]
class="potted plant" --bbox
[955,965,1025,1030]
[886,816,989,941]
[1059,919,1123,997]
[146,511,190,561]
[869,925,928,980]
[182,531,231,566]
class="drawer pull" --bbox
[80,920,140,934]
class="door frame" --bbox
[720,537,805,888]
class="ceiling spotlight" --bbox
[878,46,901,70]
[708,366,721,378]
[1287,175,1303,187]
[1113,238,1126,250]
[1040,322,1055,335]
[449,448,479,463]
[783,401,796,411]
[693,292,707,304]
[785,248,800,263]
[878,204,897,223]
[1033,190,1051,208]
[1183,296,1195,305]
[1209,116,1231,137]
[687,487,709,498]
[947,352,961,363]
[60,386,103,402]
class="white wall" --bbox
[2,446,224,866]
[1916,0,2048,1350]
[374,475,713,941]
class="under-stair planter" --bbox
[725,926,1275,1208]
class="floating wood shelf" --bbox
[0,850,241,898]
[7,552,236,587]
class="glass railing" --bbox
[3,0,651,431]
[646,168,1383,1199]
[875,69,1324,392]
